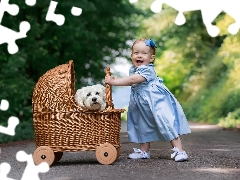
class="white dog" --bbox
[74,84,106,111]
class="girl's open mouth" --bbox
[136,60,143,64]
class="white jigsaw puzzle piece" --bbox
[0,0,19,22]
[25,0,37,6]
[0,163,16,180]
[0,99,19,136]
[46,0,65,26]
[150,0,240,37]
[0,21,30,54]
[150,0,222,37]
[0,99,9,111]
[16,151,49,180]
[131,0,240,37]
[0,0,31,54]
[71,6,82,16]
[0,116,19,136]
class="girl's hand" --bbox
[104,75,115,85]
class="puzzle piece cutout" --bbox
[0,0,19,22]
[46,1,65,26]
[0,22,30,54]
[131,0,240,37]
[16,151,49,180]
[0,163,16,180]
[46,1,82,26]
[71,6,82,16]
[25,0,37,6]
[0,0,82,53]
[0,116,19,136]
[0,99,19,136]
[0,0,31,54]
[0,99,9,111]
[0,151,49,180]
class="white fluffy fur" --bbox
[74,84,106,111]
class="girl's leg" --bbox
[170,136,188,161]
[170,137,184,151]
[140,142,150,152]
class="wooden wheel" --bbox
[96,143,117,165]
[54,152,63,163]
[33,146,55,166]
[116,147,121,157]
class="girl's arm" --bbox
[105,74,146,86]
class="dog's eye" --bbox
[87,93,91,96]
[96,92,99,95]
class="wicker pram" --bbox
[32,60,125,165]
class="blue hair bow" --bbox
[145,39,157,48]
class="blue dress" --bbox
[127,64,191,143]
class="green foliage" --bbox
[121,106,128,121]
[183,30,240,125]
[0,53,34,126]
[134,2,240,128]
[218,108,240,128]
[182,87,227,124]
[0,0,140,143]
[134,5,225,97]
[1,0,140,85]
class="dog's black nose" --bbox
[92,97,97,102]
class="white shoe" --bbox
[128,148,150,159]
[171,147,188,162]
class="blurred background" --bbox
[0,0,240,143]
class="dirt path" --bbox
[0,122,240,180]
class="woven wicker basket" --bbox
[32,60,125,165]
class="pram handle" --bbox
[105,67,114,110]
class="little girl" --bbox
[104,38,191,162]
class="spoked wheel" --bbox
[54,152,63,163]
[33,146,55,166]
[96,143,117,165]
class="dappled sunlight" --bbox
[202,148,231,152]
[215,144,240,148]
[189,123,221,129]
[192,168,240,174]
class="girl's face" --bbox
[131,41,155,68]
